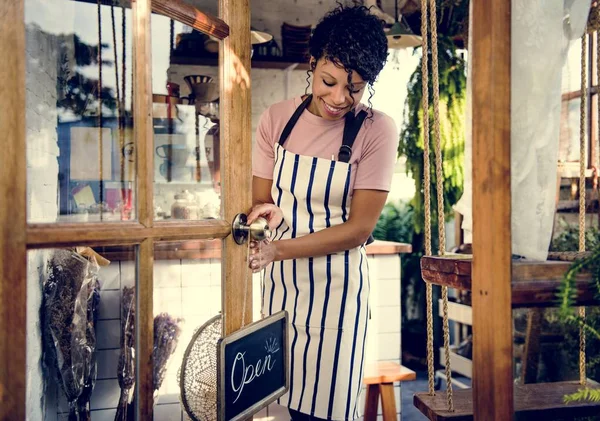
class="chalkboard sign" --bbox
[217,311,289,421]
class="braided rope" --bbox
[122,4,126,117]
[597,31,600,228]
[579,33,587,386]
[429,0,453,410]
[111,3,121,117]
[120,4,127,215]
[97,0,104,219]
[420,0,435,397]
[110,1,125,206]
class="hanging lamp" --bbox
[386,0,422,49]
[251,29,273,45]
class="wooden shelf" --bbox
[421,255,596,308]
[414,381,600,421]
[170,55,310,70]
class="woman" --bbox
[248,5,398,421]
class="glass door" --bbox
[0,0,251,419]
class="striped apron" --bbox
[262,98,370,421]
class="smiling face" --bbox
[307,57,367,121]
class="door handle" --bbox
[231,213,271,245]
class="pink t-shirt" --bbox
[253,96,399,192]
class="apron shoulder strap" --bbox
[278,95,313,146]
[338,109,368,163]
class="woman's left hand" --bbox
[248,240,278,273]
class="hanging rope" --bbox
[420,0,435,398]
[110,1,125,207]
[597,31,600,228]
[428,0,453,410]
[97,0,104,220]
[121,4,128,216]
[579,32,587,386]
[111,3,121,119]
[122,3,126,120]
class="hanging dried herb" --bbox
[115,286,136,421]
[76,275,101,421]
[153,312,182,395]
[41,249,101,421]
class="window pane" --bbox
[153,240,222,420]
[151,240,262,420]
[561,37,585,94]
[26,245,137,419]
[151,13,222,221]
[26,0,136,223]
[559,97,586,163]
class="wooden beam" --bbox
[0,1,26,419]
[73,0,229,40]
[27,219,231,248]
[562,85,600,102]
[153,0,229,40]
[471,0,513,419]
[137,238,154,420]
[134,0,154,229]
[219,0,252,336]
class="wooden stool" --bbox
[363,361,416,421]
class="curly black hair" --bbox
[305,4,388,113]
[309,4,388,83]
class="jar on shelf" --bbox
[171,190,200,220]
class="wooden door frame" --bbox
[0,0,251,418]
[0,1,27,419]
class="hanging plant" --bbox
[398,34,466,234]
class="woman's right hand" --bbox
[247,203,284,231]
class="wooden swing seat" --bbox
[420,255,596,308]
[414,380,600,420]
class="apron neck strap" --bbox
[278,95,313,146]
[278,94,368,163]
[339,109,368,163]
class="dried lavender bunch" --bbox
[41,249,99,421]
[115,286,136,421]
[76,277,101,421]
[153,313,182,394]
